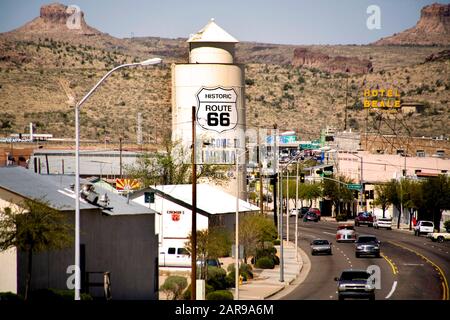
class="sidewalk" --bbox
[238,241,306,300]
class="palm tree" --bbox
[0,199,72,300]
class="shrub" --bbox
[29,289,92,301]
[444,220,450,232]
[160,276,187,300]
[226,263,253,280]
[335,214,347,222]
[206,290,233,300]
[255,256,275,269]
[207,267,228,291]
[273,239,281,245]
[182,283,214,300]
[0,292,23,301]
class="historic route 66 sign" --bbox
[196,87,238,133]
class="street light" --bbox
[74,57,162,300]
[234,147,247,300]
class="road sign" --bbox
[347,183,362,190]
[144,191,155,204]
[196,87,238,133]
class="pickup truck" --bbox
[428,232,450,243]
[355,212,374,227]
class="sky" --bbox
[0,0,448,45]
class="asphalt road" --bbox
[282,217,450,300]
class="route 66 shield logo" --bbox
[196,87,238,133]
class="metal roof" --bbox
[0,166,155,216]
[187,19,238,43]
[132,184,259,215]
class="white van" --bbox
[159,246,191,267]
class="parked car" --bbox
[289,208,301,217]
[355,211,374,227]
[336,222,357,242]
[303,212,319,222]
[414,220,434,236]
[307,208,321,221]
[428,232,450,243]
[159,246,190,267]
[373,217,392,230]
[355,235,381,258]
[335,269,375,300]
[310,239,332,255]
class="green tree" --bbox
[373,183,392,218]
[421,175,450,231]
[185,228,231,280]
[126,135,229,187]
[322,175,354,216]
[0,199,73,300]
[238,214,277,264]
[298,183,322,207]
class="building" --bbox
[0,167,159,300]
[28,149,143,178]
[130,184,259,265]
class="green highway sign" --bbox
[347,184,362,190]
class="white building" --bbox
[130,184,259,267]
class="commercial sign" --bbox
[115,178,140,191]
[196,87,238,133]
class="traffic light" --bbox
[300,173,305,183]
[270,174,277,185]
[369,190,374,199]
[364,190,370,199]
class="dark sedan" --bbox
[303,212,319,222]
[355,235,381,258]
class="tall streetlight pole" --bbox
[74,58,162,300]
[234,148,247,300]
[286,166,289,243]
[295,160,299,261]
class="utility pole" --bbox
[191,106,197,300]
[273,124,278,228]
[344,69,349,131]
[279,169,284,283]
[286,167,289,243]
[258,128,264,215]
[295,161,299,261]
[119,137,123,179]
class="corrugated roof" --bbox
[134,184,259,215]
[187,19,238,43]
[0,166,155,216]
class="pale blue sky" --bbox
[0,0,448,44]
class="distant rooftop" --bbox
[187,19,238,43]
[0,166,156,216]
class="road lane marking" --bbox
[389,241,449,301]
[323,232,335,236]
[381,253,398,275]
[385,281,398,299]
[402,263,424,266]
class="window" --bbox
[396,149,404,155]
[177,248,189,255]
[168,247,176,254]
[436,150,445,157]
[416,150,425,157]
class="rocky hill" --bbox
[374,3,450,46]
[292,48,373,74]
[0,3,449,146]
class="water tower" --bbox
[172,19,246,199]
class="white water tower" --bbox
[172,19,246,199]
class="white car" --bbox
[414,220,434,236]
[336,222,357,242]
[373,217,392,230]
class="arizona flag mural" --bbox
[115,179,140,191]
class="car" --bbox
[307,208,321,221]
[414,220,434,236]
[373,217,392,230]
[429,232,450,243]
[335,269,375,300]
[355,235,381,258]
[310,239,332,255]
[289,208,301,217]
[336,222,357,242]
[355,211,374,227]
[303,212,319,222]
